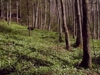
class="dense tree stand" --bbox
[79,0,92,68]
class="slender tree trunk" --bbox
[79,0,92,68]
[72,0,76,39]
[16,1,19,23]
[7,2,9,23]
[0,0,4,19]
[60,0,71,50]
[37,1,41,29]
[56,0,63,42]
[35,1,39,28]
[97,0,100,39]
[48,0,51,30]
[27,0,30,36]
[40,0,43,29]
[9,0,12,25]
[32,2,35,28]
[73,0,83,47]
[93,0,97,39]
[44,0,47,29]
[19,0,22,24]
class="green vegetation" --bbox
[0,21,100,75]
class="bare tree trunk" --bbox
[0,0,4,19]
[48,0,51,30]
[56,0,63,42]
[27,0,30,36]
[40,0,43,29]
[7,0,11,25]
[44,0,47,29]
[79,0,92,68]
[19,0,22,24]
[7,2,9,23]
[35,1,39,28]
[97,0,100,40]
[16,1,19,23]
[32,1,35,28]
[60,0,71,50]
[73,0,83,48]
[93,0,97,39]
[38,1,41,29]
[72,0,76,39]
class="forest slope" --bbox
[0,21,100,75]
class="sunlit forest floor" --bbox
[0,21,100,75]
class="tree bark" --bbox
[44,0,47,30]
[79,0,92,68]
[60,0,71,50]
[97,0,100,40]
[48,0,51,30]
[73,0,83,47]
[7,0,11,25]
[7,2,9,23]
[16,1,19,23]
[32,1,35,28]
[93,0,97,39]
[56,0,63,42]
[27,0,31,36]
[0,0,4,19]
[35,1,39,28]
[19,0,22,24]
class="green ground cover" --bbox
[0,21,100,75]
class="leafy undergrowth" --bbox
[0,21,100,75]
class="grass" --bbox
[0,21,100,75]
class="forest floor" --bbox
[0,21,100,75]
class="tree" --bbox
[9,0,12,24]
[56,0,63,42]
[48,0,51,30]
[35,1,39,28]
[16,1,19,23]
[8,0,12,25]
[93,0,97,39]
[6,2,9,22]
[97,0,100,39]
[60,0,71,50]
[73,0,83,47]
[27,0,31,36]
[0,0,4,19]
[79,0,92,68]
[44,0,47,29]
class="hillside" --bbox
[0,21,100,75]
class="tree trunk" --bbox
[7,0,11,25]
[60,0,71,50]
[16,1,19,23]
[0,0,4,19]
[19,0,22,24]
[72,0,76,39]
[27,0,30,36]
[32,2,35,28]
[97,0,100,40]
[56,0,63,42]
[93,0,97,39]
[44,0,47,30]
[7,2,9,23]
[48,0,51,30]
[40,0,43,29]
[73,0,83,47]
[79,0,92,68]
[35,1,39,28]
